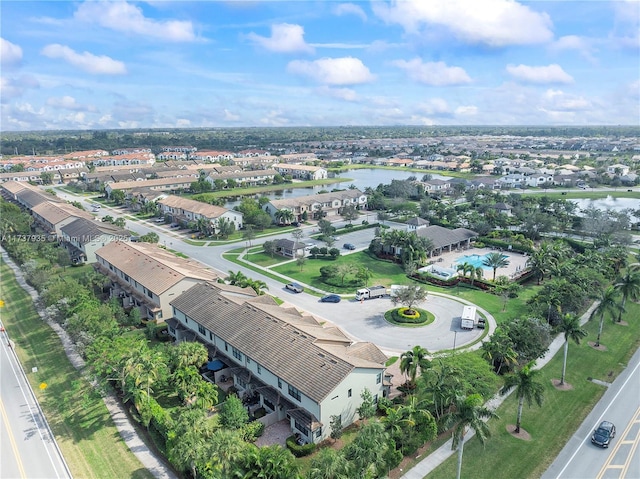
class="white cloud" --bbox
[417,98,450,115]
[246,23,314,54]
[223,109,240,121]
[333,3,367,22]
[74,1,196,42]
[287,57,375,85]
[455,105,478,116]
[373,0,553,47]
[611,0,640,49]
[542,89,591,111]
[551,35,596,62]
[41,44,127,75]
[176,119,191,127]
[1,38,22,67]
[317,86,358,101]
[506,64,573,84]
[0,75,39,102]
[260,109,290,126]
[393,59,472,86]
[46,96,96,112]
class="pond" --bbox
[224,168,451,208]
[571,196,639,214]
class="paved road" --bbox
[0,326,71,479]
[542,347,640,479]
[57,191,488,354]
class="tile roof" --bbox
[416,225,478,249]
[268,189,364,210]
[31,201,94,225]
[170,282,386,403]
[158,195,235,219]
[95,241,217,294]
[60,217,129,244]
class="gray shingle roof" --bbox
[170,282,386,403]
[60,218,129,244]
[416,225,478,249]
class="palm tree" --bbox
[483,251,510,281]
[613,267,640,322]
[399,345,431,386]
[419,359,462,420]
[500,361,544,434]
[526,243,556,284]
[308,446,351,479]
[275,208,294,225]
[590,286,622,347]
[444,394,497,479]
[558,313,587,385]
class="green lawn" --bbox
[426,301,640,479]
[0,260,153,479]
[523,189,639,200]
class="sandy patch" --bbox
[506,425,532,441]
[551,379,574,390]
[588,342,608,351]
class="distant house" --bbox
[607,164,630,176]
[158,195,243,232]
[492,202,512,216]
[272,163,327,180]
[406,217,430,232]
[263,189,367,222]
[275,239,306,258]
[524,174,554,188]
[415,225,478,256]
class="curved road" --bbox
[0,326,71,479]
[58,192,493,354]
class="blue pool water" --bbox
[456,253,508,269]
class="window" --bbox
[294,420,308,436]
[232,347,242,361]
[257,364,262,374]
[224,342,228,352]
[123,274,129,282]
[348,389,352,398]
[278,379,282,389]
[209,332,214,341]
[288,385,301,401]
[157,311,162,319]
[147,289,153,298]
[374,394,378,404]
[315,428,322,438]
[246,357,251,364]
[198,324,205,335]
[376,373,382,384]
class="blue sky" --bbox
[1,1,639,131]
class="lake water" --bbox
[571,196,639,214]
[225,168,451,208]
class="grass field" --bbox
[0,260,153,479]
[426,301,640,479]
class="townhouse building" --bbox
[169,282,389,444]
[272,163,327,180]
[205,169,277,188]
[94,241,217,322]
[91,152,156,167]
[158,195,243,232]
[0,181,64,210]
[30,201,95,236]
[60,217,129,264]
[263,189,367,223]
[104,177,195,197]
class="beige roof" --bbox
[31,201,94,225]
[95,241,217,294]
[158,195,233,219]
[108,177,194,191]
[170,282,386,403]
[273,163,324,172]
[268,188,364,210]
[1,180,32,195]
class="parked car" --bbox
[285,282,304,293]
[343,243,356,250]
[320,294,341,303]
[591,421,616,447]
[155,217,165,223]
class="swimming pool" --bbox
[455,253,509,269]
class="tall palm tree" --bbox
[558,313,587,385]
[444,394,497,479]
[483,251,510,281]
[590,286,622,347]
[526,242,555,284]
[500,361,544,434]
[419,359,461,420]
[399,345,431,385]
[308,447,351,479]
[613,267,640,322]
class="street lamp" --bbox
[453,331,458,352]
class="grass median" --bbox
[0,260,153,479]
[426,301,640,479]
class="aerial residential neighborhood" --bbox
[1,0,639,478]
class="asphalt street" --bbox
[0,325,71,479]
[542,347,640,479]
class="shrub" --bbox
[398,307,420,320]
[241,421,265,442]
[286,435,317,457]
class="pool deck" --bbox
[435,246,529,280]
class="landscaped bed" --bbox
[384,307,435,327]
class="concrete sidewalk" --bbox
[1,249,178,479]
[400,301,600,479]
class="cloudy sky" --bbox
[1,0,639,131]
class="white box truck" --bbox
[355,285,387,300]
[461,306,476,330]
